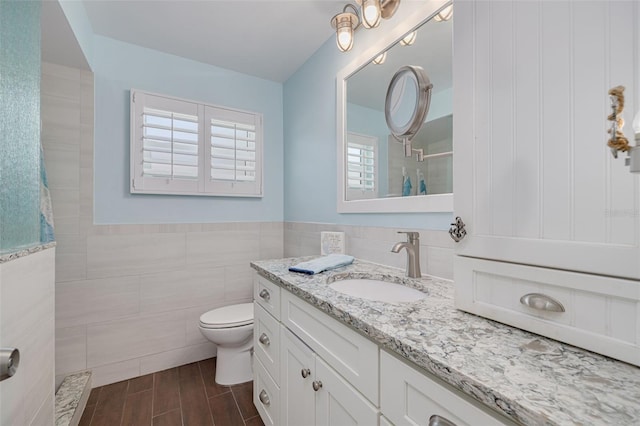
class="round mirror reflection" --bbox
[385,65,433,139]
[387,71,418,132]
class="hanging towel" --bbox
[289,254,355,275]
[402,175,412,196]
[419,176,427,195]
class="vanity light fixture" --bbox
[372,51,387,65]
[356,0,382,28]
[400,31,417,46]
[331,4,360,52]
[332,0,401,52]
[434,4,453,22]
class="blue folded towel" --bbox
[289,254,355,275]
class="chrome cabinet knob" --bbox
[259,289,270,301]
[0,348,19,382]
[258,333,270,346]
[312,380,323,391]
[259,389,270,406]
[301,368,311,378]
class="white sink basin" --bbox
[329,279,427,303]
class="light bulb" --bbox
[434,5,453,22]
[337,27,354,52]
[372,52,387,65]
[331,8,358,52]
[362,0,381,28]
[400,31,417,46]
[633,111,640,142]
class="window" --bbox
[130,90,263,197]
[346,132,378,200]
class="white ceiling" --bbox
[80,0,344,82]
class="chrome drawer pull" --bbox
[312,380,323,391]
[259,289,271,301]
[259,389,270,406]
[301,368,311,378]
[259,333,270,346]
[429,415,457,426]
[520,293,565,313]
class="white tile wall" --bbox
[284,222,454,280]
[0,248,55,425]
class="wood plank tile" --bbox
[178,362,213,426]
[90,381,128,426]
[245,415,266,426]
[231,381,259,420]
[128,373,154,394]
[152,409,182,426]
[78,404,95,426]
[198,358,230,398]
[86,388,101,406]
[208,392,244,426]
[153,368,180,417]
[121,389,153,426]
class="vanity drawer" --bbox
[455,256,640,367]
[254,274,281,320]
[254,356,280,426]
[280,290,379,405]
[380,351,511,426]
[254,302,280,385]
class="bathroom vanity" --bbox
[251,257,640,426]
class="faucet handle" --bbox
[397,231,420,242]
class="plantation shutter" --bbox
[131,92,202,193]
[346,132,378,200]
[204,106,262,196]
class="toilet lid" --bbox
[199,303,253,328]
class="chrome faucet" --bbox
[391,231,421,278]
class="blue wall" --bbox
[92,36,284,224]
[283,5,452,230]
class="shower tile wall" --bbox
[42,62,284,388]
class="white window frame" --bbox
[130,89,263,197]
[346,132,378,200]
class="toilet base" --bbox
[215,343,253,385]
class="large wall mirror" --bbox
[337,0,453,213]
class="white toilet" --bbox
[198,303,254,385]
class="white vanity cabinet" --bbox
[253,275,379,426]
[452,0,640,366]
[253,273,515,426]
[281,327,378,426]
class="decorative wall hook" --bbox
[607,85,630,158]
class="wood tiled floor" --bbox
[79,358,264,426]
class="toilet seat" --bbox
[199,303,253,329]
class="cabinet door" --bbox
[454,0,640,279]
[315,357,379,426]
[281,327,315,426]
[380,351,511,426]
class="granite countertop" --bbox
[250,257,640,426]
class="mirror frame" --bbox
[336,0,453,213]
